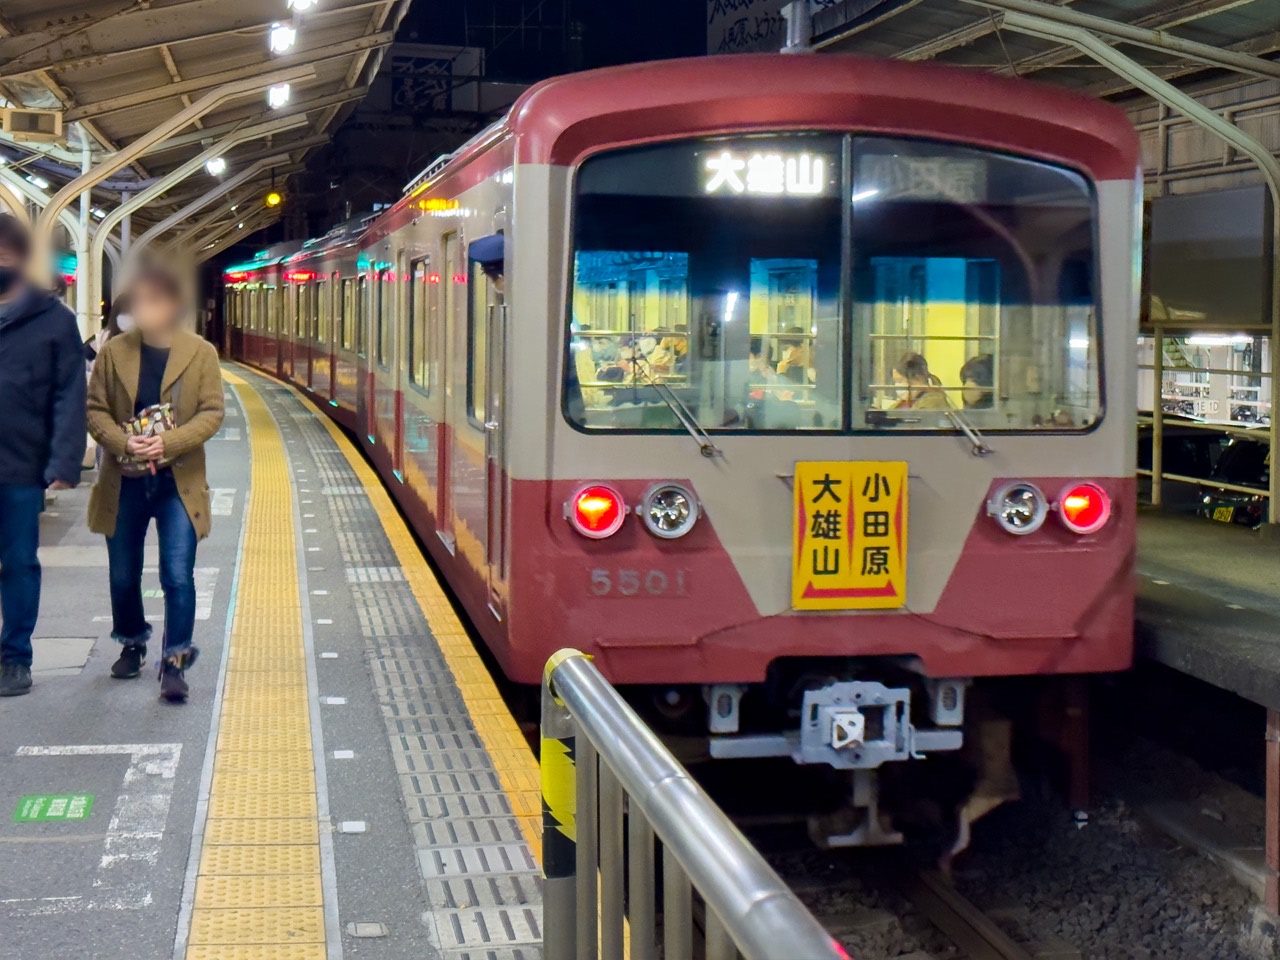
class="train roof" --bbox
[504,53,1140,180]
[394,53,1138,220]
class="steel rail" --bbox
[901,869,1038,960]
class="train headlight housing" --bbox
[987,481,1048,536]
[641,483,699,539]
[567,484,627,539]
[1057,482,1111,535]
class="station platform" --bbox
[1137,508,1280,712]
[0,365,542,960]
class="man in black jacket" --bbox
[0,214,86,697]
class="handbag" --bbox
[117,402,177,477]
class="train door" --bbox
[464,251,506,612]
[368,271,382,442]
[483,282,508,608]
[392,251,408,478]
[437,234,458,551]
[273,285,285,379]
[357,274,373,442]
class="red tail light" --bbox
[1058,482,1110,534]
[568,484,626,539]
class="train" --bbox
[224,53,1140,851]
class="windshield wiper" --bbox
[946,407,993,457]
[634,361,722,459]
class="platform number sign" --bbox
[13,794,94,822]
[792,461,908,611]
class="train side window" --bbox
[467,262,491,425]
[357,275,369,357]
[377,270,392,370]
[375,271,385,367]
[408,258,431,394]
[265,286,275,334]
[340,279,352,350]
[312,280,325,343]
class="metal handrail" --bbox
[541,650,849,960]
[1136,468,1270,499]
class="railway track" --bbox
[896,868,1043,960]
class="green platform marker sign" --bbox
[13,794,94,823]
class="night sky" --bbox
[397,0,705,80]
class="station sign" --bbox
[792,460,908,610]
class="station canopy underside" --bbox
[814,0,1280,99]
[0,0,407,248]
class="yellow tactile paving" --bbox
[195,875,324,909]
[270,372,544,855]
[205,817,319,846]
[186,374,329,959]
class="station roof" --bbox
[0,0,409,247]
[813,0,1280,99]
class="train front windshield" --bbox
[565,134,1102,434]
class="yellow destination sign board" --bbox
[792,461,908,611]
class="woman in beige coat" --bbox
[87,267,224,702]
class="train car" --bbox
[222,240,303,369]
[227,54,1141,849]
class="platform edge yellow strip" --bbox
[232,364,542,855]
[187,372,327,957]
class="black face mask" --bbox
[0,266,18,297]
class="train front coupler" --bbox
[706,675,969,848]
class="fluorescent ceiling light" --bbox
[269,22,297,54]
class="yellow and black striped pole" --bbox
[542,649,581,959]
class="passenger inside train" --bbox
[891,352,951,411]
[961,353,996,409]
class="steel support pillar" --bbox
[0,182,29,226]
[33,64,315,278]
[996,12,1280,524]
[1267,710,1279,916]
[76,142,95,337]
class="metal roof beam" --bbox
[312,0,409,134]
[63,32,392,124]
[961,0,1280,79]
[0,0,390,80]
[990,0,1271,77]
[194,211,280,264]
[131,154,292,255]
[165,169,304,251]
[141,88,370,156]
[1085,31,1280,95]
[191,206,276,260]
[34,65,314,281]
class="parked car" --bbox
[1137,416,1232,513]
[1197,436,1269,528]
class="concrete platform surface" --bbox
[1137,509,1280,711]
[0,367,543,960]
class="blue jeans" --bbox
[107,473,197,657]
[0,485,43,667]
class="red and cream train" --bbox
[225,54,1140,848]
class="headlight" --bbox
[987,481,1048,536]
[641,483,699,539]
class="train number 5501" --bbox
[589,568,688,598]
